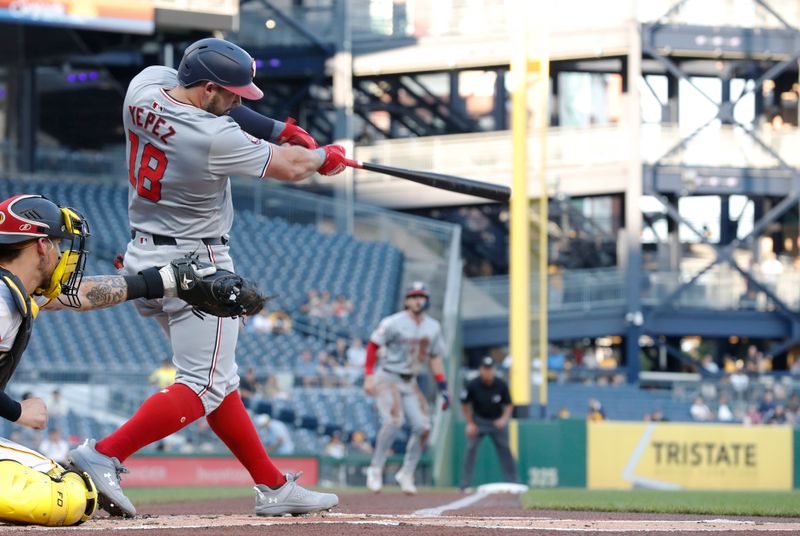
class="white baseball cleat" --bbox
[66,439,136,518]
[394,469,417,495]
[365,465,383,493]
[254,472,338,516]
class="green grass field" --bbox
[521,489,800,517]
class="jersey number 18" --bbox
[128,130,167,202]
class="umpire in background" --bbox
[460,356,518,491]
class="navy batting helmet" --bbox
[405,281,430,310]
[405,281,429,300]
[177,38,263,100]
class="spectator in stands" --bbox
[239,368,260,410]
[548,345,566,383]
[791,358,800,375]
[332,294,354,319]
[317,291,333,317]
[745,345,761,370]
[690,397,713,421]
[251,309,272,334]
[346,338,367,384]
[717,393,734,422]
[38,427,70,466]
[257,414,294,455]
[349,431,373,455]
[587,399,605,421]
[701,354,719,374]
[767,405,789,425]
[294,350,319,387]
[743,405,762,425]
[582,347,598,369]
[330,337,349,367]
[267,309,292,335]
[304,290,332,318]
[645,409,668,422]
[46,388,67,418]
[758,354,773,374]
[758,390,777,420]
[148,357,177,391]
[300,289,321,316]
[787,392,800,415]
[263,374,290,401]
[316,350,343,387]
[323,431,346,459]
[729,367,750,396]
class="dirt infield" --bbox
[2,490,800,535]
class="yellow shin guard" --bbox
[0,460,98,526]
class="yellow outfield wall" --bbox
[588,421,793,491]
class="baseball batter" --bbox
[364,282,450,495]
[66,38,346,518]
[0,194,198,526]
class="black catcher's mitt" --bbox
[170,257,270,318]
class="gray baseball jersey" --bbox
[121,65,273,413]
[124,66,272,239]
[369,311,445,376]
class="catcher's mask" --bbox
[0,195,89,306]
[404,281,430,311]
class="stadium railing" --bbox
[466,263,800,318]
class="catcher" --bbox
[0,194,251,526]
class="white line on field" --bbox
[412,491,489,516]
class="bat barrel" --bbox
[358,162,510,202]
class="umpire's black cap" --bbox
[480,356,495,368]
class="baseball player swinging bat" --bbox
[344,159,511,203]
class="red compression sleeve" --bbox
[96,383,204,462]
[206,390,285,487]
[365,341,379,375]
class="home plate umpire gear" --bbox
[168,257,270,318]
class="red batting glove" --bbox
[276,118,317,149]
[317,144,347,176]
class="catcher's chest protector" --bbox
[0,268,33,390]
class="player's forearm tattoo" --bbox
[83,276,128,309]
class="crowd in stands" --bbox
[299,289,355,321]
[5,331,377,460]
[245,288,356,337]
[686,386,800,426]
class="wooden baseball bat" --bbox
[344,159,511,203]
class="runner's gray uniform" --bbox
[368,310,445,474]
[122,66,272,413]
